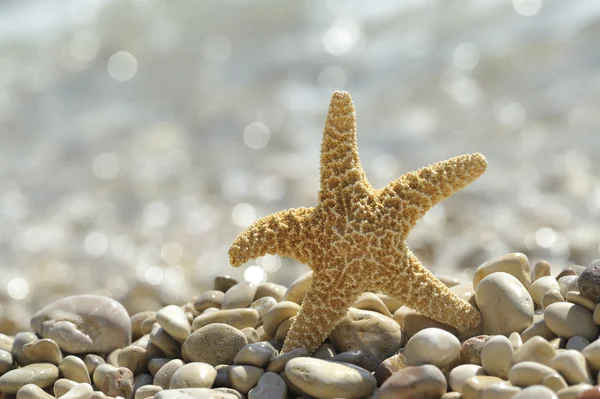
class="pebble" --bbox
[352,292,392,317]
[30,295,131,354]
[281,271,312,304]
[376,293,403,314]
[558,276,579,298]
[228,365,264,394]
[140,315,157,336]
[394,307,458,339]
[59,383,93,399]
[437,275,462,288]
[22,339,62,366]
[249,297,277,321]
[566,336,590,351]
[550,350,592,385]
[285,357,376,399]
[544,302,599,341]
[557,384,594,399]
[461,335,488,365]
[332,350,364,365]
[182,323,248,366]
[133,373,153,396]
[541,373,568,391]
[265,348,309,373]
[533,261,552,281]
[521,319,557,343]
[566,291,596,312]
[274,315,294,342]
[12,332,37,367]
[312,342,336,360]
[169,362,217,389]
[192,309,260,331]
[379,364,446,399]
[0,334,12,353]
[448,364,486,393]
[481,335,513,379]
[92,364,116,388]
[556,266,578,281]
[222,281,257,310]
[147,358,169,377]
[475,272,534,335]
[542,289,565,310]
[84,354,105,376]
[578,260,600,301]
[595,304,600,325]
[117,345,149,376]
[130,311,155,342]
[512,336,556,366]
[473,252,531,289]
[54,378,78,397]
[101,367,134,398]
[247,372,286,399]
[404,328,460,369]
[106,348,120,367]
[479,382,521,399]
[156,305,192,343]
[241,327,260,344]
[0,350,13,377]
[0,363,59,394]
[528,276,560,306]
[513,385,557,399]
[134,385,162,399]
[374,349,406,386]
[577,386,600,399]
[149,325,180,359]
[509,361,556,387]
[214,275,239,292]
[153,360,185,389]
[193,291,224,313]
[462,375,504,399]
[510,332,523,350]
[155,387,240,399]
[59,356,91,384]
[16,383,55,399]
[234,342,278,368]
[329,308,404,371]
[254,283,286,302]
[262,302,300,338]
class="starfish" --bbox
[229,91,487,354]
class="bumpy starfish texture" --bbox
[229,91,487,354]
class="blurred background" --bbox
[2,0,600,333]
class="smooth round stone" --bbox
[529,276,560,306]
[183,323,248,366]
[156,305,192,343]
[59,356,91,384]
[462,376,504,399]
[404,328,460,369]
[521,319,557,343]
[513,385,557,399]
[153,359,185,389]
[100,367,134,398]
[83,354,105,376]
[149,324,180,358]
[117,345,149,375]
[234,342,277,368]
[556,384,594,399]
[582,340,600,373]
[193,291,224,313]
[247,372,286,399]
[0,349,13,376]
[509,361,555,387]
[140,315,157,336]
[22,339,63,366]
[533,261,552,281]
[240,328,260,344]
[394,307,459,339]
[449,364,486,394]
[254,283,286,302]
[16,383,55,399]
[558,276,579,298]
[192,309,260,332]
[578,260,600,301]
[59,383,93,399]
[130,311,155,341]
[286,357,376,399]
[228,365,263,394]
[265,348,309,373]
[541,373,568,392]
[281,272,312,304]
[213,387,244,399]
[262,302,300,338]
[379,364,446,399]
[249,297,277,321]
[481,335,513,379]
[542,289,565,310]
[374,350,406,386]
[0,334,13,353]
[376,294,403,314]
[88,391,107,399]
[133,373,153,397]
[222,282,257,310]
[566,291,596,312]
[512,336,556,366]
[330,308,404,371]
[54,378,78,397]
[12,332,37,367]
[479,382,521,399]
[155,387,240,399]
[510,332,523,350]
[0,363,59,394]
[461,335,489,365]
[332,350,364,365]
[566,336,590,351]
[545,302,599,341]
[313,342,337,360]
[476,272,534,335]
[352,292,392,317]
[169,362,217,389]
[106,348,120,367]
[135,385,163,399]
[274,315,293,342]
[473,253,531,289]
[30,295,131,354]
[550,350,592,385]
[92,364,116,389]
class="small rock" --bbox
[16,383,55,399]
[285,357,376,399]
[374,349,406,386]
[11,332,37,367]
[193,291,224,313]
[566,336,590,352]
[192,309,260,332]
[228,365,263,394]
[379,364,446,399]
[101,367,134,399]
[0,350,13,377]
[130,311,155,342]
[513,385,557,399]
[169,362,217,389]
[567,291,596,312]
[134,385,162,399]
[249,297,277,321]
[578,260,600,301]
[153,359,185,389]
[234,342,278,368]
[214,276,239,293]
[0,334,12,353]
[83,354,105,376]
[532,261,552,281]
[541,289,564,310]
[281,272,312,304]
[481,335,513,379]
[509,361,555,387]
[222,282,257,310]
[352,292,392,317]
[557,384,594,399]
[241,327,260,344]
[58,356,91,384]
[182,323,248,366]
[149,324,180,359]
[133,373,153,396]
[448,364,486,393]
[332,350,364,365]
[528,276,560,306]
[30,295,131,354]
[404,328,460,369]
[148,358,170,377]
[541,373,568,392]
[0,363,59,394]
[140,314,157,336]
[521,319,557,343]
[550,350,592,385]
[262,302,300,338]
[254,283,286,302]
[460,335,488,365]
[106,348,121,367]
[265,348,309,373]
[509,332,523,350]
[544,302,599,341]
[156,305,192,343]
[479,382,521,399]
[59,383,93,399]
[512,336,556,366]
[473,252,531,289]
[54,378,78,397]
[376,294,403,314]
[558,276,579,298]
[312,342,336,360]
[155,387,239,399]
[462,375,504,399]
[117,345,149,376]
[577,386,600,399]
[248,372,286,399]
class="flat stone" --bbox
[117,345,149,376]
[58,356,91,384]
[329,308,404,371]
[156,305,192,343]
[155,388,240,399]
[379,364,446,399]
[549,350,592,385]
[265,348,310,373]
[281,272,312,304]
[248,372,286,399]
[511,336,556,366]
[0,350,13,377]
[528,276,560,306]
[544,302,599,341]
[182,323,247,366]
[578,259,600,301]
[0,363,59,394]
[475,272,534,335]
[404,328,460,369]
[254,283,286,302]
[262,302,300,338]
[481,335,513,379]
[30,295,131,354]
[16,383,55,399]
[193,291,224,313]
[234,342,277,368]
[285,357,376,399]
[192,309,260,332]
[228,365,263,394]
[473,252,531,289]
[169,362,217,389]
[222,282,257,310]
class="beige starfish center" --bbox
[229,91,487,354]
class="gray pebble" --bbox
[265,348,309,373]
[222,282,257,310]
[234,342,277,368]
[11,332,37,367]
[147,358,171,377]
[248,372,286,399]
[149,324,181,358]
[214,275,239,293]
[578,259,600,301]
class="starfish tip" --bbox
[471,152,488,173]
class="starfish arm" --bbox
[380,153,487,230]
[318,91,369,204]
[281,268,362,354]
[377,249,481,330]
[229,207,316,267]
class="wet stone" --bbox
[0,363,59,394]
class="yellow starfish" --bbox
[229,91,486,354]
